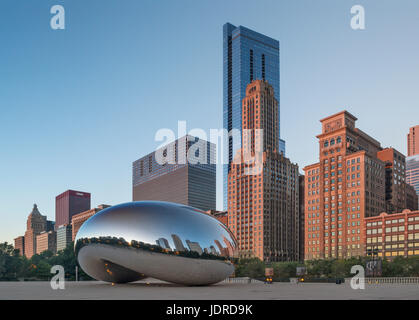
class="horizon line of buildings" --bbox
[14,189,111,258]
[12,23,419,264]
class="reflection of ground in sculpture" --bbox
[75,201,237,285]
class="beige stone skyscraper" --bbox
[24,204,48,258]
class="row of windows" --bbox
[366,216,419,226]
[323,136,342,148]
[366,224,419,234]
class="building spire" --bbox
[30,203,41,216]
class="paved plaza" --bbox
[1,278,419,300]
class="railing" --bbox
[222,277,262,284]
[223,277,419,285]
[365,277,419,284]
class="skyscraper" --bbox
[227,80,300,262]
[14,236,25,256]
[407,155,419,208]
[56,224,72,252]
[406,183,419,211]
[407,125,419,208]
[223,23,285,209]
[36,231,56,254]
[55,190,91,229]
[408,125,419,157]
[132,135,216,211]
[376,148,407,213]
[304,111,389,260]
[24,204,48,258]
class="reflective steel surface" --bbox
[75,201,237,285]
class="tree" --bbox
[272,262,298,279]
[235,258,265,278]
[331,259,346,278]
[0,241,93,281]
[0,242,22,280]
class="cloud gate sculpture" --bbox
[75,201,237,286]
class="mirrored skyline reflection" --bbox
[75,201,237,259]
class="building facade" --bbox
[227,80,300,262]
[304,111,387,260]
[299,175,305,262]
[56,224,73,252]
[14,236,25,256]
[408,125,419,157]
[406,183,419,211]
[365,209,419,258]
[36,231,56,254]
[407,155,419,207]
[223,23,285,209]
[71,204,110,241]
[376,148,407,213]
[132,135,216,212]
[55,190,91,229]
[24,204,48,258]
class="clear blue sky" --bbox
[1,0,418,244]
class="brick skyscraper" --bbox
[304,111,387,260]
[228,80,300,262]
[55,190,91,229]
[408,125,419,157]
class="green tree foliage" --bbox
[0,242,21,280]
[0,242,92,281]
[235,258,265,278]
[272,261,298,278]
[233,255,419,279]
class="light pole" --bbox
[367,245,379,278]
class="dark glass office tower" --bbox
[132,135,216,212]
[223,23,285,209]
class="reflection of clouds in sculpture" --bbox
[75,201,237,285]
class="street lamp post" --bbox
[367,245,379,278]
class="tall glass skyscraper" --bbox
[223,23,285,209]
